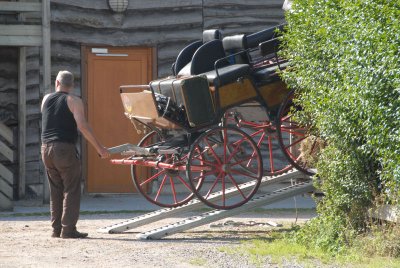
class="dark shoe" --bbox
[61,230,88,239]
[51,231,61,238]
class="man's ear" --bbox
[56,79,60,87]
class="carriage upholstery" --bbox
[173,41,202,76]
[203,64,251,86]
[252,38,287,85]
[222,23,285,52]
[190,40,228,75]
[173,29,222,75]
[149,76,215,128]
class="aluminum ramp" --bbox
[138,181,314,239]
[98,169,310,234]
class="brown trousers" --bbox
[41,142,81,233]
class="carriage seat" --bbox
[222,23,286,52]
[203,64,251,87]
[253,61,289,84]
[173,29,222,75]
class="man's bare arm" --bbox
[67,95,110,158]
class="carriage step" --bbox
[158,148,181,155]
[108,143,153,156]
[97,169,309,234]
[137,181,314,240]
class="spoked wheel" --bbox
[276,90,322,175]
[223,103,293,176]
[131,131,195,207]
[186,126,263,210]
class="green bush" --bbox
[281,0,400,253]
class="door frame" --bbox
[81,44,158,193]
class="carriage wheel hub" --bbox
[221,164,231,173]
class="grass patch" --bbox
[189,257,208,266]
[220,225,400,268]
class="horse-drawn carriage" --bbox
[110,24,319,210]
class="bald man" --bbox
[41,70,110,239]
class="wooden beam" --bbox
[0,163,13,185]
[42,0,51,94]
[0,140,14,162]
[18,47,27,198]
[0,25,42,36]
[42,0,51,204]
[0,122,13,145]
[0,35,42,46]
[0,2,41,12]
[0,178,13,200]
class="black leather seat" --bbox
[173,41,202,76]
[203,64,251,87]
[173,29,222,75]
[253,61,288,84]
[190,40,228,75]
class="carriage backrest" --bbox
[173,29,222,75]
[173,40,203,76]
[221,23,286,65]
[202,29,222,43]
[190,40,229,75]
[221,24,285,53]
[246,23,285,49]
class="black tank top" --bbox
[41,92,78,144]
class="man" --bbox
[41,70,110,239]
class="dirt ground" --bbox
[0,210,315,268]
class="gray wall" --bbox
[0,0,285,198]
[0,46,42,198]
[50,0,285,92]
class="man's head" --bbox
[55,70,74,92]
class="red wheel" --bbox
[223,103,293,176]
[186,126,263,210]
[131,131,195,207]
[276,90,321,175]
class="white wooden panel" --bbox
[370,205,400,223]
[0,2,41,12]
[18,47,27,198]
[0,192,13,211]
[0,163,13,185]
[0,140,14,162]
[0,178,13,200]
[0,122,13,145]
[0,36,42,46]
[0,25,42,36]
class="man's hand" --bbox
[98,146,110,159]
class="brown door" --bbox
[85,47,153,192]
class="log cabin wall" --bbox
[0,0,43,200]
[0,47,42,198]
[50,0,285,91]
[203,0,285,36]
[0,0,285,199]
[0,47,18,199]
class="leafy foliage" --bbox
[280,0,400,253]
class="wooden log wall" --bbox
[0,0,285,199]
[0,46,41,199]
[204,0,285,35]
[0,47,17,206]
[50,0,285,88]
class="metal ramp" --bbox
[138,181,313,239]
[98,169,312,235]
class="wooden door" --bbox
[85,47,153,192]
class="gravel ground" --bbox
[0,210,316,268]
